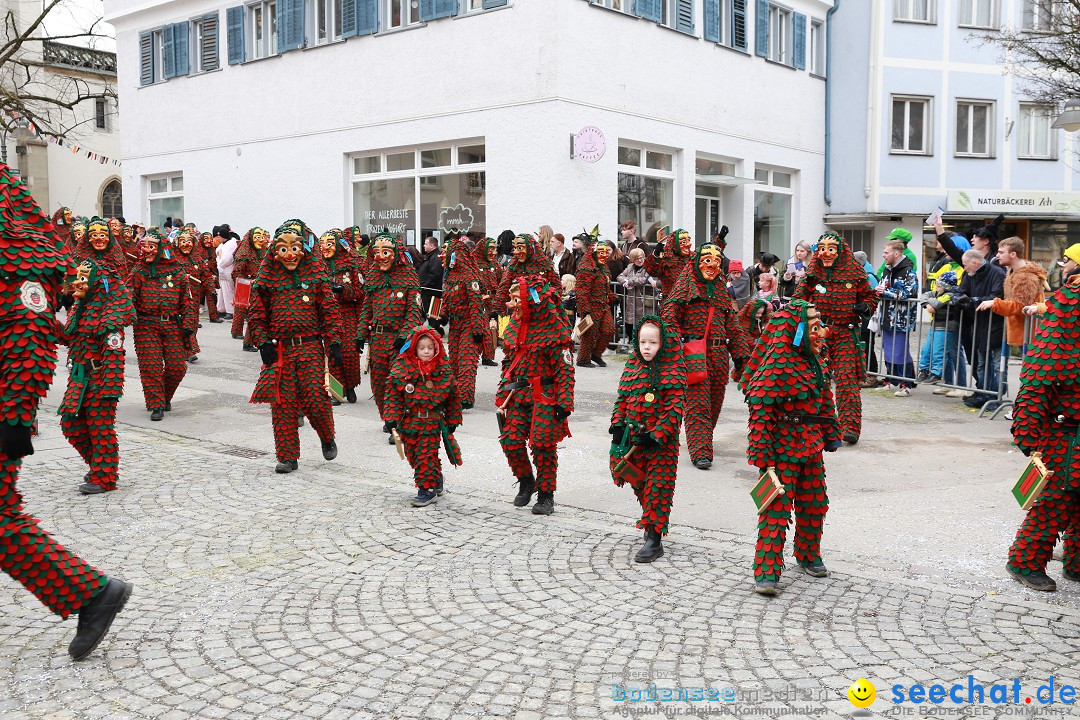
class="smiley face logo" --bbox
[847,678,876,709]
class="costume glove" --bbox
[608,423,625,437]
[392,337,407,353]
[259,342,278,366]
[181,328,194,339]
[824,439,843,452]
[854,302,871,316]
[0,423,34,459]
[472,333,484,345]
[356,339,365,354]
[631,431,659,448]
[327,343,344,368]
[554,407,571,420]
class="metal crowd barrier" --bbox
[608,278,664,351]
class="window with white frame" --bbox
[313,0,343,43]
[768,4,791,64]
[893,0,935,23]
[891,96,932,155]
[192,14,220,72]
[958,0,997,28]
[388,0,420,28]
[248,0,277,59]
[1022,0,1054,31]
[592,0,634,13]
[146,173,184,228]
[618,144,676,239]
[1017,103,1057,159]
[809,18,824,75]
[753,165,795,260]
[152,29,166,82]
[956,100,994,157]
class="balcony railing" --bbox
[42,41,117,76]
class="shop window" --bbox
[1031,221,1080,288]
[386,151,415,172]
[1018,103,1056,159]
[618,143,676,241]
[147,173,184,228]
[893,0,935,23]
[458,144,486,164]
[354,155,380,174]
[753,164,794,260]
[421,148,451,168]
[891,95,932,155]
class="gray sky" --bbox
[42,0,115,52]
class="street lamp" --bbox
[1051,98,1080,132]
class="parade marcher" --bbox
[231,227,269,351]
[661,242,751,469]
[383,325,463,507]
[1,163,132,659]
[119,224,140,266]
[608,315,685,563]
[321,229,364,403]
[1005,271,1080,591]
[645,227,693,297]
[792,232,878,444]
[741,299,842,595]
[175,228,217,362]
[197,230,222,323]
[498,274,575,515]
[473,236,502,367]
[248,220,343,473]
[437,235,486,409]
[52,206,76,257]
[59,221,136,494]
[127,229,197,420]
[355,232,424,432]
[574,233,617,367]
[494,233,560,310]
[737,286,775,347]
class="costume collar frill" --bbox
[803,232,866,285]
[618,315,685,400]
[503,274,571,353]
[1,164,69,281]
[67,258,136,336]
[1018,275,1080,387]
[365,233,420,293]
[443,236,480,288]
[666,242,724,303]
[740,298,826,404]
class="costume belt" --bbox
[776,414,835,426]
[503,377,554,393]
[371,323,393,334]
[275,335,322,348]
[709,337,727,349]
[409,409,444,421]
[137,311,181,323]
[1052,415,1080,431]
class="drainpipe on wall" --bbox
[824,0,840,206]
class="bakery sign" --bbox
[947,189,1080,214]
[439,204,474,234]
[571,126,606,163]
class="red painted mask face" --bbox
[817,238,839,268]
[512,239,528,264]
[506,293,522,320]
[807,312,828,356]
[178,235,194,254]
[678,232,692,257]
[273,233,304,271]
[373,240,396,272]
[88,223,109,252]
[63,209,73,224]
[72,261,92,300]
[141,238,160,262]
[698,247,722,281]
[487,246,497,263]
[108,218,121,237]
[253,229,270,251]
[320,234,337,259]
[73,226,86,244]
[122,226,134,241]
[202,234,215,248]
[595,244,611,264]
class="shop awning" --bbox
[695,174,762,186]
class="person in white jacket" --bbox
[216,227,239,316]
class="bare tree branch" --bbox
[981,0,1080,104]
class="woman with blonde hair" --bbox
[538,225,554,254]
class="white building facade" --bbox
[827,0,1080,280]
[106,0,832,261]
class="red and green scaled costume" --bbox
[231,228,265,342]
[249,220,343,465]
[176,233,217,356]
[497,276,575,495]
[323,230,365,398]
[195,231,220,322]
[792,232,877,443]
[494,234,559,310]
[126,231,197,414]
[473,238,503,363]
[438,236,486,408]
[52,207,77,259]
[660,243,750,466]
[574,243,616,364]
[741,300,840,583]
[355,234,424,420]
[609,316,686,535]
[383,327,463,491]
[1007,274,1080,579]
[645,228,691,297]
[0,163,108,617]
[59,225,137,493]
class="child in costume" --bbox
[497,275,575,515]
[437,235,486,409]
[660,242,751,469]
[383,326,463,507]
[1,163,132,659]
[126,228,198,421]
[321,229,365,404]
[1005,272,1080,592]
[248,220,344,473]
[609,315,685,563]
[741,299,842,596]
[231,227,270,351]
[59,218,136,494]
[472,237,502,367]
[574,234,617,368]
[792,232,877,445]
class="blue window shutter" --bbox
[173,22,190,76]
[755,0,768,57]
[419,0,435,20]
[675,0,693,33]
[278,0,305,52]
[227,6,245,64]
[703,0,719,41]
[162,24,176,78]
[357,0,378,34]
[635,0,661,23]
[482,0,507,6]
[139,31,154,84]
[731,0,747,49]
[342,0,358,36]
[793,12,806,69]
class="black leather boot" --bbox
[532,490,554,515]
[275,459,298,474]
[346,388,357,403]
[68,577,132,660]
[513,476,535,507]
[321,440,337,461]
[635,528,664,563]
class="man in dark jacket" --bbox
[748,252,780,289]
[417,234,443,317]
[954,249,1006,409]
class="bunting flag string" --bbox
[25,120,122,166]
